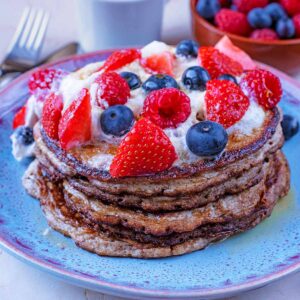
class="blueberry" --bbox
[265,3,287,22]
[182,66,211,91]
[100,105,134,137]
[120,72,141,90]
[186,121,228,157]
[276,19,295,39]
[281,114,299,141]
[142,74,179,93]
[15,126,34,145]
[218,74,238,85]
[248,8,272,29]
[175,40,199,58]
[196,0,220,20]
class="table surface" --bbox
[0,0,300,299]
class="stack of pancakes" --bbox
[23,107,290,258]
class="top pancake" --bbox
[35,107,281,182]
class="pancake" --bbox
[22,149,290,258]
[14,40,291,258]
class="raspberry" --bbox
[100,49,141,72]
[215,9,251,36]
[28,68,65,95]
[110,118,177,178]
[58,88,91,150]
[240,69,282,109]
[293,14,300,36]
[205,79,250,128]
[142,88,191,129]
[199,46,243,79]
[95,72,130,109]
[280,0,300,16]
[250,29,279,40]
[41,93,63,140]
[233,0,269,13]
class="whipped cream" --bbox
[10,131,35,161]
[11,41,266,168]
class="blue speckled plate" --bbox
[0,51,300,299]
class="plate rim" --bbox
[0,50,300,299]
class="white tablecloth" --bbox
[0,0,299,299]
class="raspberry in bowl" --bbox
[191,0,300,77]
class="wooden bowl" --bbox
[190,0,300,77]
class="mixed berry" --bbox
[12,39,290,178]
[197,0,300,40]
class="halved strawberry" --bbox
[215,36,256,70]
[13,106,27,129]
[100,49,141,72]
[141,51,175,76]
[58,88,91,150]
[199,46,243,79]
[110,118,177,178]
[240,69,282,110]
[205,79,250,128]
[95,72,130,109]
[41,93,63,140]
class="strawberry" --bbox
[250,29,279,40]
[215,36,256,70]
[100,49,141,72]
[240,69,282,110]
[110,118,177,178]
[141,51,175,76]
[28,68,65,95]
[142,88,191,129]
[280,0,300,16]
[205,79,250,128]
[12,106,26,129]
[233,0,269,13]
[58,88,91,150]
[41,93,63,140]
[95,72,130,109]
[293,14,300,37]
[199,46,243,79]
[215,9,251,36]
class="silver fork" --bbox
[0,7,50,76]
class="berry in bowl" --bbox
[190,0,300,77]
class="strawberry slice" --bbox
[215,36,256,70]
[41,93,63,140]
[110,118,177,178]
[58,88,91,150]
[100,49,141,72]
[141,51,175,76]
[205,79,250,128]
[13,106,26,129]
[95,72,130,109]
[199,46,243,79]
